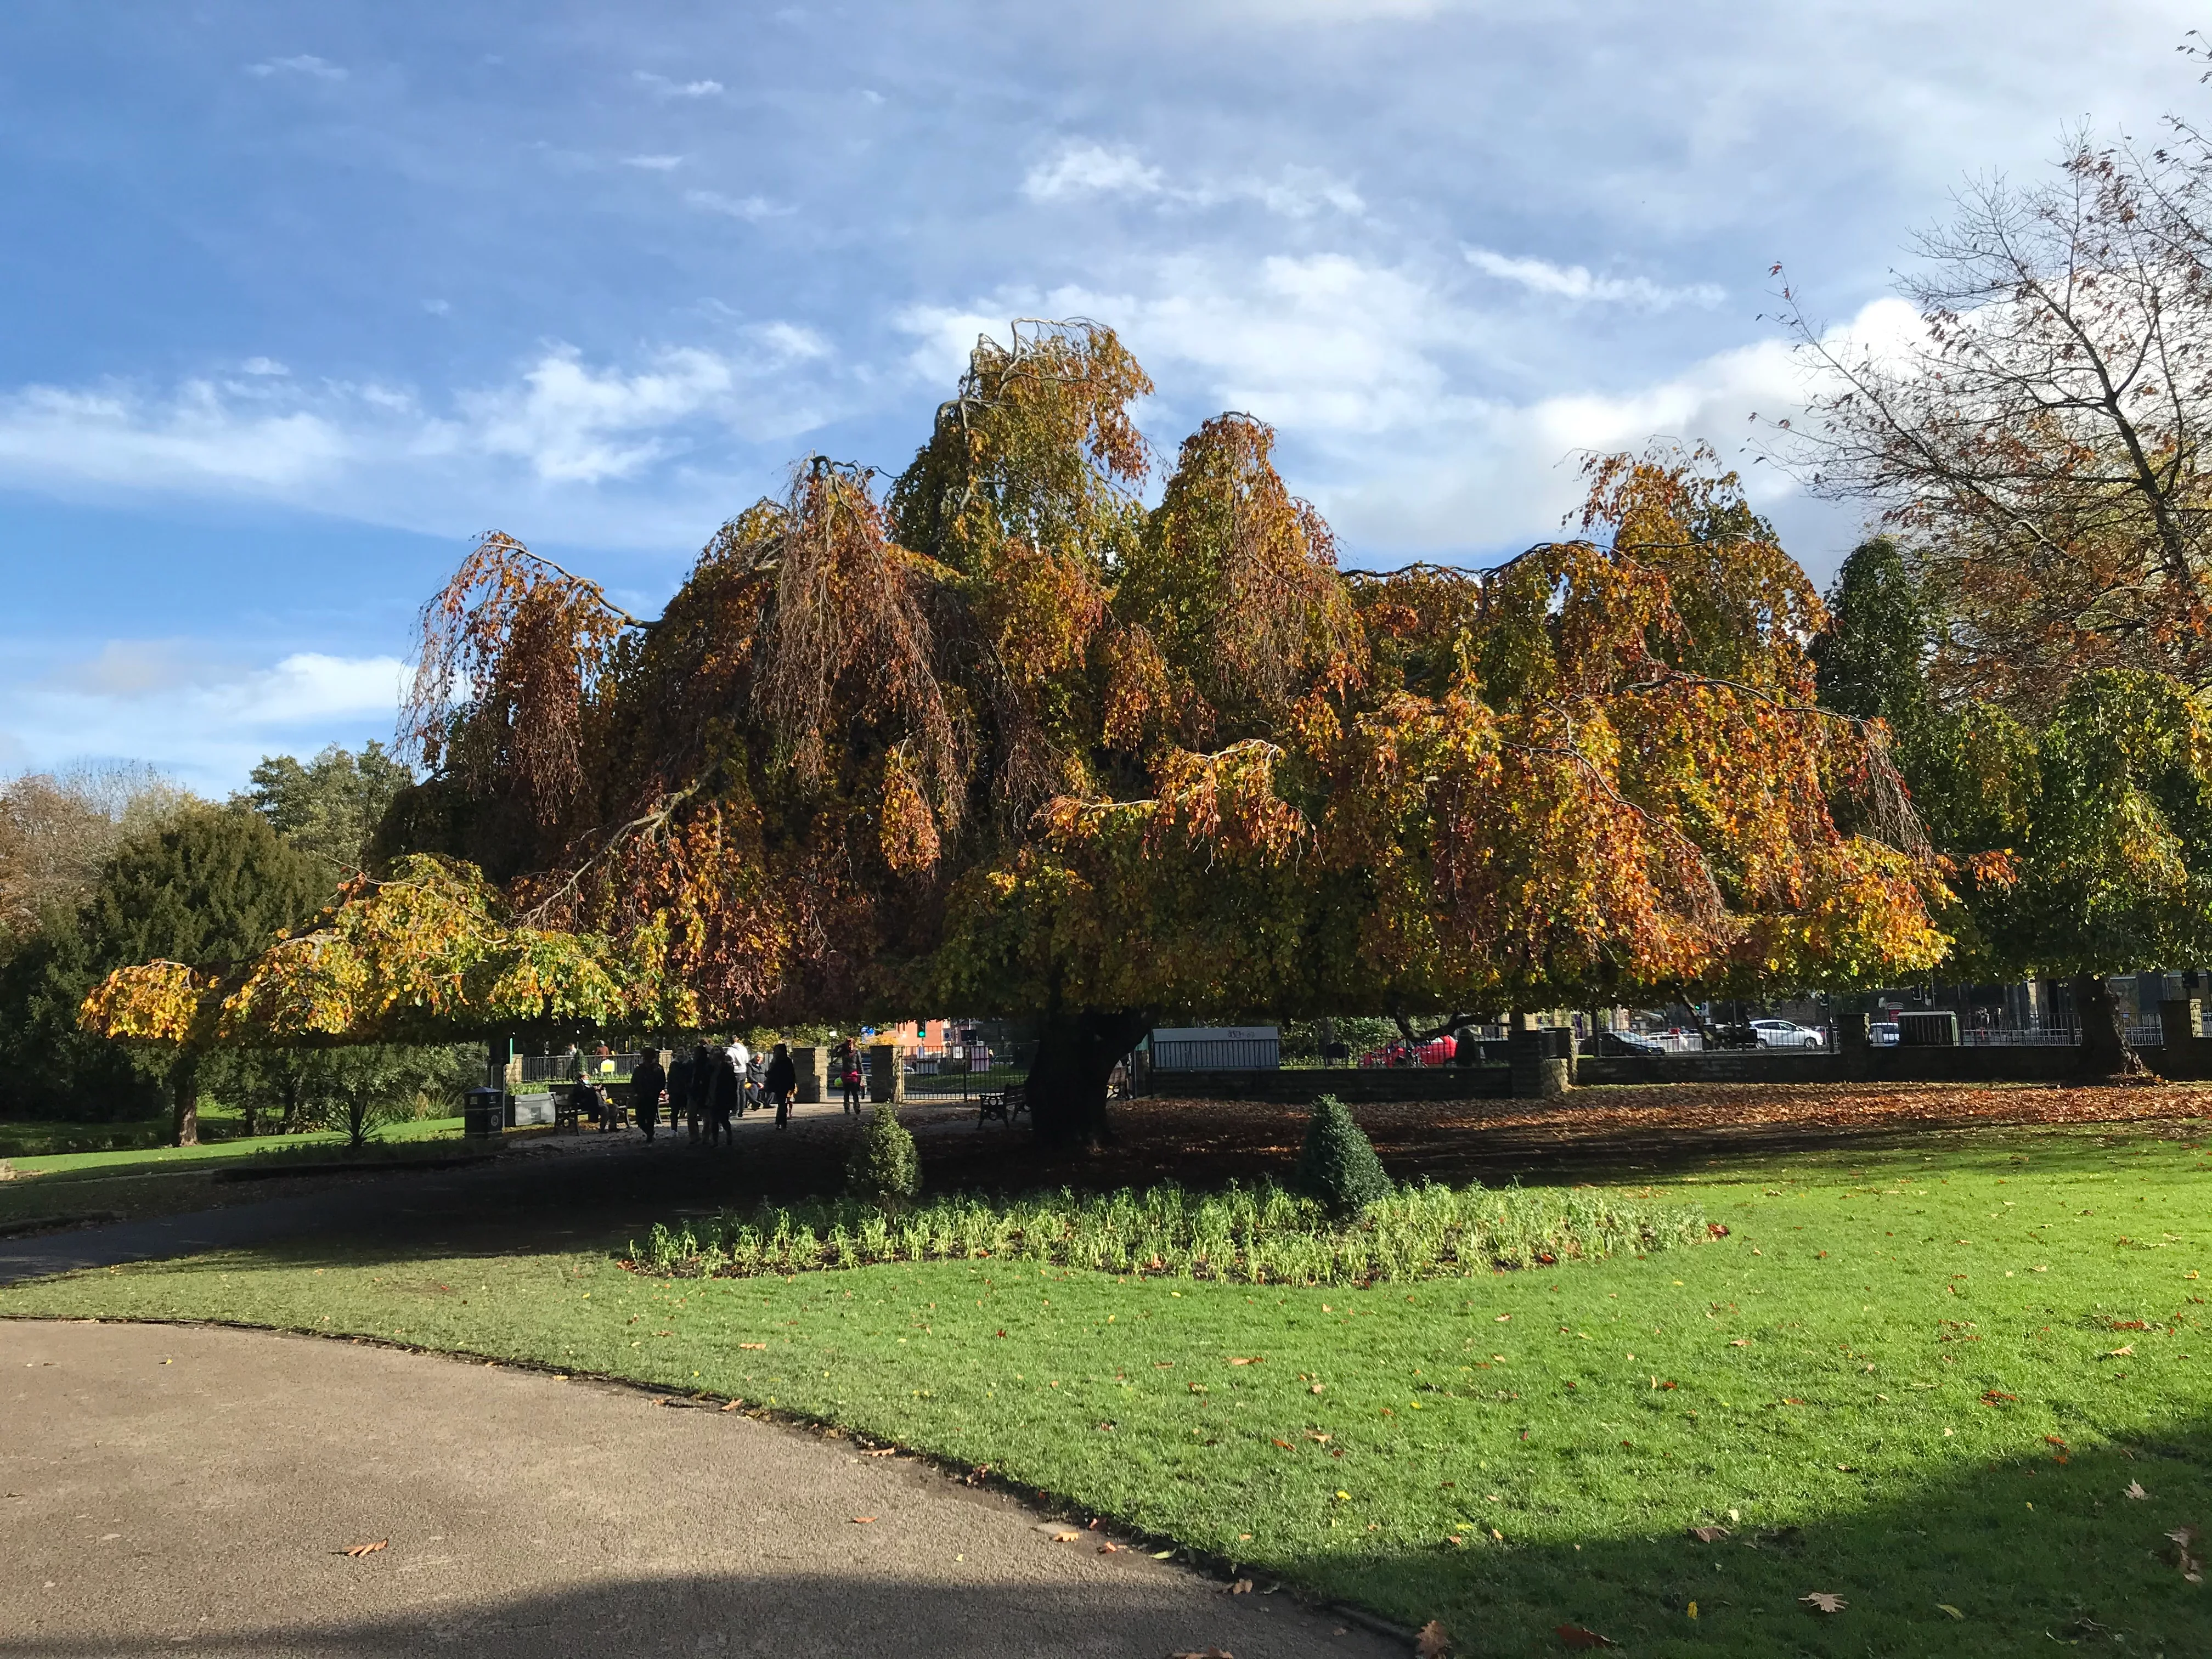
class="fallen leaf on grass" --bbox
[2125,1480,2149,1499]
[738,1342,766,1351]
[2106,1345,2135,1358]
[1553,1625,1616,1649]
[1686,1526,1730,1543]
[1728,1338,1751,1347]
[1800,1592,1847,1613]
[1980,1390,2017,1405]
[2045,1435,2067,1447]
[341,1540,387,1558]
[1271,1438,1292,1449]
[1936,1604,1963,1620]
[1227,1356,1263,1365]
[1415,1621,1451,1657]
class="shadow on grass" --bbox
[1271,1423,2212,1656]
[14,1423,2209,1656]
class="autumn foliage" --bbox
[83,321,1946,1142]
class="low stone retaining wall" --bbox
[1150,1037,2199,1104]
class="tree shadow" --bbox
[1260,1421,2212,1655]
[16,1565,1401,1658]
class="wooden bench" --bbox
[975,1084,1029,1127]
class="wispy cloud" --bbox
[1022,141,1362,217]
[6,647,410,793]
[1023,143,1166,201]
[245,54,346,81]
[634,70,724,98]
[685,188,789,221]
[1465,248,1725,310]
[0,326,845,540]
[622,154,686,171]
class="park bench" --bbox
[975,1084,1029,1128]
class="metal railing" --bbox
[904,1045,1033,1103]
[1149,1037,1280,1071]
[519,1052,642,1085]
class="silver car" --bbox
[1751,1019,1825,1049]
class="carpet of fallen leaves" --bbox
[898,1078,2212,1195]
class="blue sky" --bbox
[0,0,2199,791]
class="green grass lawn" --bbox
[6,1123,2210,1654]
[0,1115,467,1229]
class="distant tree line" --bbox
[0,744,472,1139]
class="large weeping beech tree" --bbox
[88,323,1950,1148]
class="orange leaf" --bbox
[850,1516,877,1525]
[341,1539,387,1558]
[1415,1620,1451,1657]
[1687,1526,1731,1543]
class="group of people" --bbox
[623,1041,812,1144]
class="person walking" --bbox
[837,1037,864,1115]
[664,1047,694,1146]
[630,1047,666,1142]
[706,1047,737,1147]
[687,1043,714,1142]
[727,1037,752,1116]
[766,1042,797,1129]
[744,1049,764,1117]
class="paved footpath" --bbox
[1,1320,1403,1658]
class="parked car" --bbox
[1595,1028,1669,1057]
[1751,1019,1825,1049]
[1869,1020,1900,1047]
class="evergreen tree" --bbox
[48,808,324,1142]
[845,1103,921,1204]
[1291,1096,1392,1217]
[235,742,413,882]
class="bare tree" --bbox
[0,765,193,939]
[1776,123,2212,714]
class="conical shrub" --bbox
[1292,1094,1392,1217]
[846,1103,921,1203]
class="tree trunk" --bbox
[2074,972,2133,1074]
[1026,1008,1153,1151]
[171,1051,200,1148]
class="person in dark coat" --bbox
[837,1037,863,1115]
[687,1043,715,1141]
[765,1042,797,1129]
[630,1048,666,1142]
[664,1048,693,1137]
[706,1047,737,1147]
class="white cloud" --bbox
[623,154,686,171]
[245,54,346,81]
[634,71,724,98]
[1466,248,1725,310]
[685,189,789,221]
[5,647,410,793]
[461,346,737,484]
[1024,143,1167,201]
[0,326,847,541]
[240,357,289,376]
[1023,141,1361,217]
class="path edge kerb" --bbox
[0,1311,1423,1645]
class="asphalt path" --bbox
[1,1320,1401,1659]
[0,1098,944,1287]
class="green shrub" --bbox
[845,1104,921,1203]
[630,1176,1708,1285]
[1291,1094,1393,1217]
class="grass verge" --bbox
[0,1116,466,1230]
[5,1124,2211,1654]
